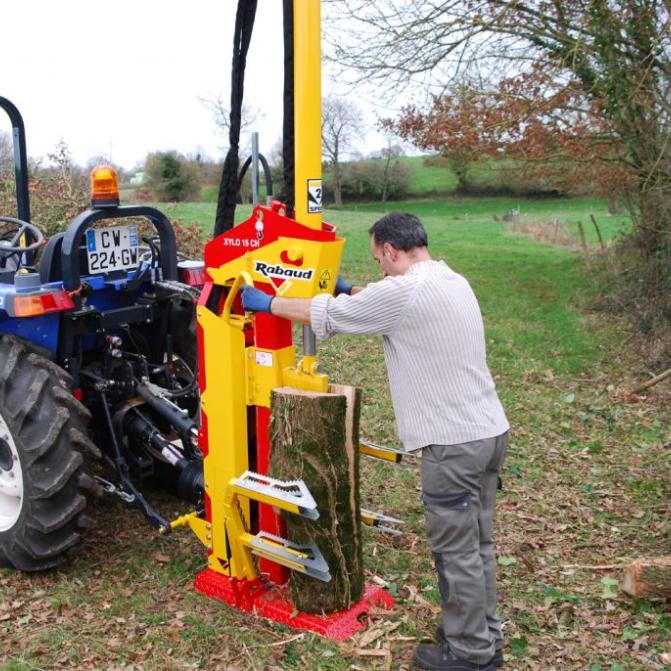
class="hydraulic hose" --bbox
[214,0,259,237]
[237,153,273,201]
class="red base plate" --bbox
[194,568,394,641]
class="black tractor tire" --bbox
[0,335,101,571]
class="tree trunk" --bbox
[621,556,671,599]
[269,384,363,613]
[448,152,471,194]
[381,152,392,203]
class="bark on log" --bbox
[621,556,671,599]
[269,384,363,613]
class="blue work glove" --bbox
[335,275,352,296]
[240,285,274,313]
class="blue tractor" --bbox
[0,97,205,570]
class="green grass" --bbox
[1,196,668,671]
[332,155,537,195]
[345,196,632,243]
[157,195,632,248]
[390,155,513,193]
[158,153,597,211]
[388,155,459,193]
[200,183,270,203]
[199,184,218,203]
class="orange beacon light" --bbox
[90,165,120,208]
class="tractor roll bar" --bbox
[60,205,178,291]
[0,96,34,264]
[0,97,31,226]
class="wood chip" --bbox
[358,627,385,648]
[357,621,401,648]
[355,649,390,657]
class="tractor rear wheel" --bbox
[0,336,100,571]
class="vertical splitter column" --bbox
[293,0,323,228]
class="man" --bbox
[241,212,509,671]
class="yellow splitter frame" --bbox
[173,200,344,585]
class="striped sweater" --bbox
[310,259,509,451]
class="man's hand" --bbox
[240,285,274,313]
[335,276,352,296]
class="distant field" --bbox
[133,153,572,207]
[344,196,632,244]
[199,184,269,204]
[323,154,561,196]
[321,155,461,193]
[387,155,511,193]
[160,196,632,247]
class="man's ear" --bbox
[383,242,397,260]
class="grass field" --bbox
[1,198,669,671]
[162,195,632,247]
[150,153,594,206]
[321,155,547,196]
[379,155,513,194]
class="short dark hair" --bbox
[368,212,428,251]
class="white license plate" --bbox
[86,225,139,274]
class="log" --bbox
[621,556,671,599]
[630,366,671,394]
[269,384,363,613]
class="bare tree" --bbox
[326,1,671,256]
[322,96,364,208]
[375,134,405,203]
[199,93,264,155]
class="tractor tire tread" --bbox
[29,493,88,533]
[0,335,99,571]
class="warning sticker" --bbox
[307,179,323,213]
[256,351,273,368]
[319,269,331,291]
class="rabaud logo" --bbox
[254,261,315,281]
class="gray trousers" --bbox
[421,432,508,665]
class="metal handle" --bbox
[222,271,254,328]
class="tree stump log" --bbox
[621,556,671,599]
[269,384,363,613]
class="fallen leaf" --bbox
[600,577,619,599]
[498,556,517,566]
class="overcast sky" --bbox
[2,1,394,170]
